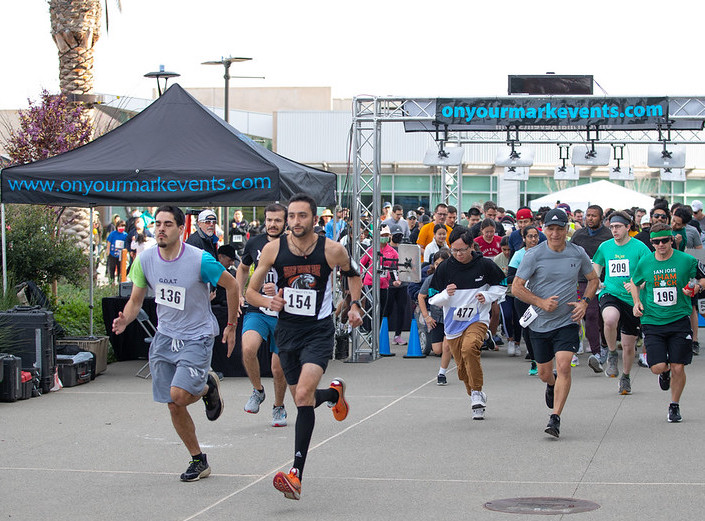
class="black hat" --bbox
[544,208,569,227]
[217,244,238,260]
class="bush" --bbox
[4,205,88,287]
[53,283,114,337]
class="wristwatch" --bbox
[350,300,362,308]
[581,296,591,304]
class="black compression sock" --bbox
[314,387,339,408]
[293,406,315,478]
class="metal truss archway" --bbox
[349,95,705,361]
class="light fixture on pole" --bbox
[144,65,180,97]
[201,56,264,123]
[609,144,634,180]
[554,144,579,180]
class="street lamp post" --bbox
[201,56,264,122]
[144,65,181,97]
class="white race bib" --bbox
[155,283,186,311]
[453,306,475,322]
[608,259,630,277]
[653,286,677,307]
[519,305,539,327]
[698,299,705,315]
[283,287,317,316]
[233,235,244,243]
[114,239,125,250]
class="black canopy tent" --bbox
[0,83,337,332]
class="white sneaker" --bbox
[470,390,487,420]
[638,353,648,368]
[571,354,579,367]
[514,343,522,356]
[577,343,585,355]
[507,341,516,356]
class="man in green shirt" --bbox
[593,211,651,394]
[630,222,705,423]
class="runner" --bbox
[245,193,363,500]
[428,226,506,420]
[629,222,705,422]
[512,208,599,438]
[592,211,651,393]
[112,205,239,481]
[235,203,289,427]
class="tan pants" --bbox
[446,322,487,396]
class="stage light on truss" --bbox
[609,166,634,181]
[660,168,686,181]
[571,145,611,166]
[553,165,580,180]
[423,146,464,166]
[648,144,686,169]
[504,166,529,181]
[495,147,534,167]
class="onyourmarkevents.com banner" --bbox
[435,97,669,128]
[0,171,278,205]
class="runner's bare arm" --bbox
[112,285,147,335]
[245,239,280,310]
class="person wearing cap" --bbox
[592,211,651,393]
[508,207,546,255]
[513,208,599,438]
[407,211,421,244]
[229,209,249,256]
[635,206,671,252]
[416,203,452,252]
[319,208,334,229]
[691,200,705,230]
[360,225,399,332]
[629,222,705,423]
[186,209,219,260]
[325,207,346,240]
[381,201,393,221]
[383,204,411,239]
[570,205,612,366]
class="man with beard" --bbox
[236,203,289,427]
[112,206,239,481]
[186,209,219,259]
[246,193,363,501]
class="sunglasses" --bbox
[652,213,668,220]
[650,237,672,245]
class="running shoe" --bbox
[203,371,224,421]
[514,343,522,356]
[180,454,211,482]
[507,341,516,356]
[693,341,700,356]
[393,335,407,346]
[598,345,609,365]
[588,354,604,373]
[605,351,619,378]
[618,374,632,395]
[483,334,497,351]
[273,468,301,500]
[470,390,487,420]
[437,373,447,386]
[571,354,579,367]
[528,361,538,376]
[667,402,682,423]
[576,343,584,355]
[493,335,504,346]
[272,405,287,427]
[638,353,648,368]
[244,387,265,414]
[328,378,348,421]
[545,414,560,438]
[659,370,671,391]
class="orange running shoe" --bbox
[273,468,301,500]
[328,378,348,421]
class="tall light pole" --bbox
[201,56,264,122]
[144,65,180,97]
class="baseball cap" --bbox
[379,225,391,235]
[388,223,403,235]
[516,208,533,220]
[217,244,237,260]
[692,200,703,212]
[556,203,572,214]
[544,208,569,227]
[383,201,392,209]
[417,206,425,213]
[198,209,217,222]
[406,210,417,219]
[641,214,650,225]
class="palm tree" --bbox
[48,1,120,253]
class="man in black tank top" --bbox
[246,193,363,501]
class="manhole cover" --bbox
[484,497,600,515]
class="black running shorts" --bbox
[641,316,693,367]
[529,323,580,365]
[599,293,641,336]
[275,317,335,385]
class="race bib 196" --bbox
[283,287,316,316]
[453,306,475,321]
[608,259,630,277]
[155,283,186,311]
[653,286,677,306]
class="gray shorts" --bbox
[149,331,214,403]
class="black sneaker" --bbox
[667,402,682,423]
[180,454,211,482]
[484,334,496,351]
[659,370,671,391]
[693,341,700,356]
[437,373,447,386]
[545,414,560,438]
[203,371,224,421]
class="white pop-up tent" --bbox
[529,180,656,212]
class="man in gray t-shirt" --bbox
[513,208,599,439]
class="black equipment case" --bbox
[0,353,22,402]
[56,352,94,387]
[0,306,56,393]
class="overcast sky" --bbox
[2,0,704,109]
